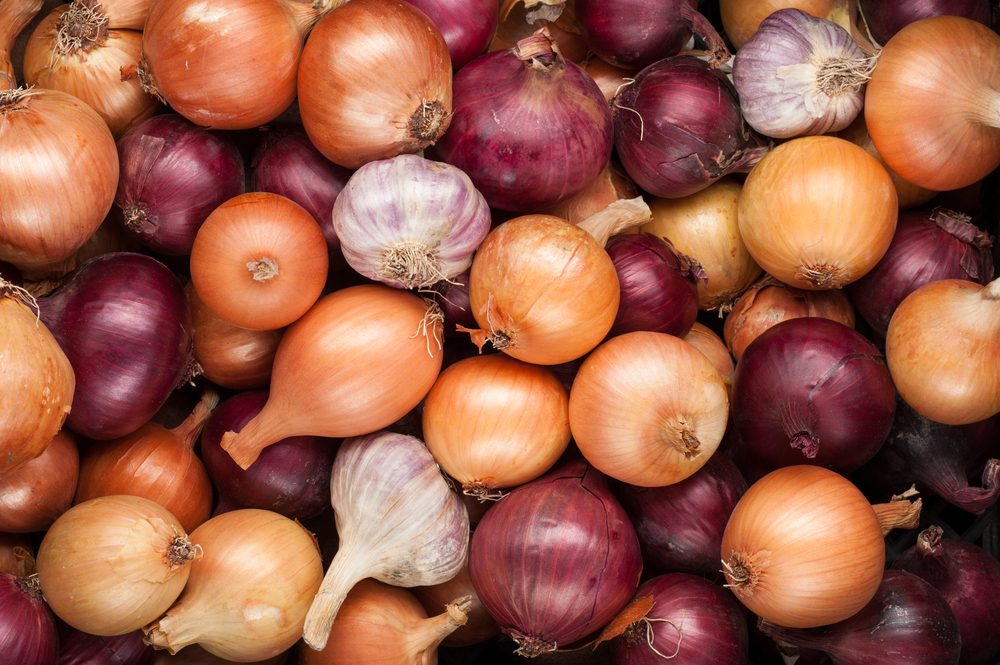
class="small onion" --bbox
[402,0,498,70]
[544,160,637,225]
[860,0,991,45]
[720,0,844,49]
[0,431,78,533]
[56,624,155,665]
[0,0,44,90]
[0,571,58,665]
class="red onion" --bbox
[610,573,748,665]
[402,0,498,70]
[469,457,642,658]
[732,317,896,473]
[848,208,994,336]
[433,267,476,333]
[199,391,337,521]
[115,114,245,256]
[860,0,991,45]
[893,526,1000,665]
[613,56,767,199]
[576,0,728,70]
[0,573,57,665]
[250,125,352,255]
[57,624,154,665]
[605,233,701,338]
[434,29,613,212]
[39,252,192,440]
[759,570,961,665]
[856,402,1000,514]
[614,453,747,576]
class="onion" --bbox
[19,215,140,286]
[759,570,961,665]
[723,276,857,361]
[153,646,286,664]
[435,28,612,212]
[249,125,352,255]
[190,192,329,331]
[140,0,322,129]
[860,0,991,45]
[402,0,498,69]
[0,87,118,269]
[490,0,588,63]
[332,154,491,289]
[37,495,197,636]
[413,552,499,648]
[0,0,43,90]
[57,624,154,665]
[220,285,443,470]
[461,215,620,365]
[75,391,217,533]
[886,277,1000,425]
[738,136,897,289]
[200,390,336,521]
[544,160,637,225]
[79,0,152,29]
[0,285,75,475]
[38,252,192,441]
[0,431,78,533]
[892,526,1000,665]
[570,332,730,487]
[720,0,849,49]
[115,114,245,256]
[864,16,1000,191]
[721,466,889,628]
[301,580,471,664]
[23,1,159,137]
[0,571,58,665]
[733,317,895,473]
[613,56,766,199]
[615,452,747,576]
[145,509,323,661]
[302,431,469,651]
[422,353,570,497]
[643,179,763,311]
[582,57,634,104]
[683,322,735,395]
[610,573,748,665]
[469,458,642,657]
[849,208,994,336]
[432,267,476,333]
[0,535,32,576]
[298,0,453,169]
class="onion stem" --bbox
[514,28,561,70]
[246,257,279,282]
[169,390,221,449]
[167,537,201,567]
[871,491,922,536]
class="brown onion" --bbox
[839,114,936,209]
[0,431,78,533]
[413,553,499,648]
[0,0,44,90]
[683,323,735,395]
[544,161,637,225]
[0,535,32,577]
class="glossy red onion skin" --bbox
[893,529,1000,665]
[611,573,748,665]
[56,624,154,665]
[855,403,1000,514]
[860,0,991,44]
[606,233,700,338]
[434,33,613,212]
[614,453,747,576]
[0,574,58,665]
[732,317,896,474]
[613,56,764,199]
[848,209,994,336]
[115,114,245,256]
[760,570,961,665]
[200,391,337,521]
[402,0,498,70]
[469,458,642,653]
[38,253,192,441]
[250,126,352,254]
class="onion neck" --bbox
[136,54,166,104]
[220,400,291,470]
[409,596,472,660]
[170,390,220,450]
[282,0,344,35]
[144,604,200,654]
[514,28,562,72]
[871,489,922,536]
[55,0,109,56]
[302,542,368,651]
[576,197,651,247]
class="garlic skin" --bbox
[733,9,871,139]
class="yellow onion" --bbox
[0,0,44,90]
[683,322,735,395]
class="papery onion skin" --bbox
[0,534,32,576]
[545,160,638,225]
[57,624,155,665]
[0,87,118,269]
[403,0,498,69]
[435,29,613,212]
[683,322,735,394]
[0,572,58,665]
[721,465,887,628]
[88,0,151,29]
[732,317,895,473]
[860,0,990,46]
[489,1,589,63]
[0,0,44,91]
[0,431,78,533]
[469,458,642,657]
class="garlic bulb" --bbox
[733,9,873,139]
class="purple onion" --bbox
[893,526,1000,665]
[760,570,961,665]
[615,453,747,576]
[860,0,991,45]
[434,267,476,332]
[613,56,767,199]
[0,573,57,665]
[606,233,701,338]
[849,208,994,336]
[611,574,748,665]
[115,114,245,256]
[732,317,896,473]
[250,125,352,254]
[38,253,191,441]
[435,29,613,212]
[57,624,153,665]
[469,457,642,658]
[402,0,498,70]
[199,391,337,521]
[577,0,728,70]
